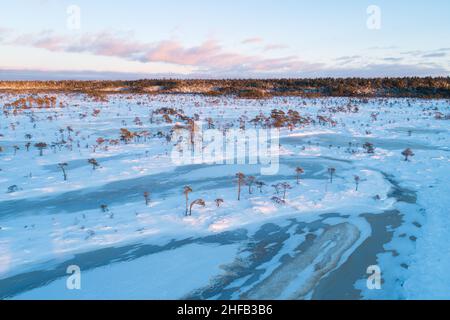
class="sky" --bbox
[0,0,449,79]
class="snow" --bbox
[1,93,449,299]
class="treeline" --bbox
[1,77,449,98]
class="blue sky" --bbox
[0,0,449,79]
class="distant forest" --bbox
[1,77,450,99]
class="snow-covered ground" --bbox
[0,94,449,299]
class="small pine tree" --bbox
[88,158,99,170]
[295,167,305,184]
[328,167,336,183]
[236,173,246,201]
[247,176,256,194]
[35,142,48,156]
[58,163,68,181]
[215,199,224,208]
[144,191,150,206]
[189,199,206,216]
[402,148,414,161]
[354,175,360,191]
[183,186,193,216]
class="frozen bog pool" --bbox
[0,94,449,299]
[13,243,241,300]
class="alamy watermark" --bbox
[67,5,81,31]
[66,265,81,290]
[366,265,382,290]
[171,122,280,175]
[367,5,381,30]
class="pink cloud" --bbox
[2,29,319,74]
[145,40,225,66]
[67,32,146,58]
